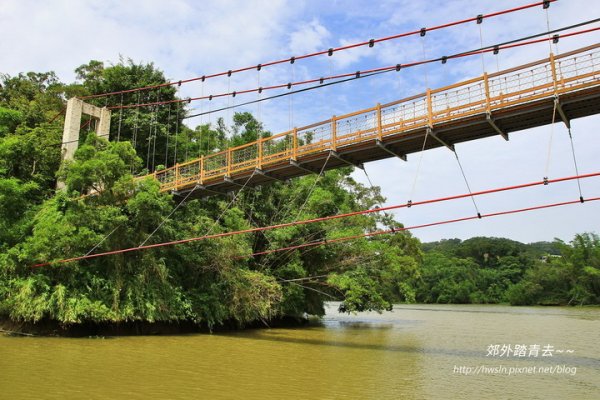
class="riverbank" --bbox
[4,302,599,337]
[0,315,310,337]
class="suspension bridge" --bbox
[139,44,600,198]
[39,1,600,268]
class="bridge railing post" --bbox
[200,156,205,184]
[199,156,204,185]
[549,52,558,94]
[426,89,433,128]
[376,103,382,140]
[257,137,263,169]
[331,116,337,150]
[292,128,298,160]
[483,73,491,113]
[175,164,180,189]
[226,148,232,177]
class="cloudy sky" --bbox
[1,0,599,243]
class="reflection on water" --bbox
[335,321,395,329]
[0,303,598,400]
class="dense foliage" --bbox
[418,235,600,305]
[0,60,421,329]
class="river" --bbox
[1,303,598,399]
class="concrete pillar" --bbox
[60,98,112,162]
[97,107,111,140]
[57,97,112,189]
[61,98,84,163]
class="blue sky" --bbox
[1,0,599,243]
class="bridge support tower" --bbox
[58,98,111,188]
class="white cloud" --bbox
[288,18,331,55]
[330,38,372,69]
[0,1,292,83]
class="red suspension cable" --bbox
[49,107,67,123]
[451,27,600,59]
[108,26,599,110]
[31,171,599,268]
[81,1,554,101]
[240,196,600,258]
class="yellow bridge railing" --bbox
[143,44,600,192]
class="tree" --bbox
[59,134,140,197]
[74,59,179,171]
[0,92,422,330]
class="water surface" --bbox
[1,304,598,399]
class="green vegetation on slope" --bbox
[0,60,421,329]
[418,235,600,305]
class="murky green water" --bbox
[1,304,598,399]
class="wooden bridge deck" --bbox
[140,44,600,198]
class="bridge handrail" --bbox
[139,44,600,191]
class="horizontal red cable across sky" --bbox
[80,1,555,100]
[108,26,600,110]
[31,171,599,268]
[240,196,600,259]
